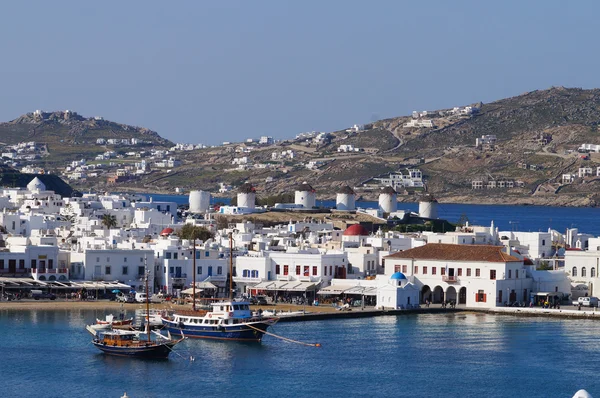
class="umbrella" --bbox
[111,289,121,293]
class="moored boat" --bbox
[161,301,278,342]
[86,326,183,359]
[92,314,133,330]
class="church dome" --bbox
[27,177,46,192]
[343,224,370,236]
[390,272,407,280]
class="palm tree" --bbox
[101,214,117,229]
[178,225,214,310]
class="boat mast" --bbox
[229,232,233,301]
[192,237,196,311]
[145,255,150,343]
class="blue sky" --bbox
[1,1,599,144]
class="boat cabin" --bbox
[100,331,140,347]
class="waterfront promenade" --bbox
[4,299,600,322]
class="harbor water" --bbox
[1,309,599,397]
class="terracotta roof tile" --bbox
[385,243,521,263]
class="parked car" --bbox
[578,297,599,307]
[115,292,135,303]
[31,290,56,300]
[134,293,148,303]
[256,296,268,305]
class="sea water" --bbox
[1,309,598,398]
[146,193,600,236]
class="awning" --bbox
[344,286,378,296]
[317,285,353,295]
[193,281,217,290]
[251,280,317,292]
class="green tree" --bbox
[101,214,117,229]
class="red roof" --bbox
[343,224,370,236]
[160,227,174,236]
[385,243,521,263]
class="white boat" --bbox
[161,300,278,342]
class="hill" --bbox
[0,110,173,167]
[15,88,600,207]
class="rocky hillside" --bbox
[28,87,600,207]
[0,110,173,166]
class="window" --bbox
[313,266,317,275]
[414,266,418,274]
[490,270,496,280]
[276,264,280,274]
[324,266,327,276]
[432,267,437,275]
[165,252,172,259]
[105,266,111,275]
[107,257,110,262]
[174,253,178,259]
[138,266,144,276]
[124,257,127,263]
[475,268,480,277]
[402,265,407,273]
[329,265,333,276]
[169,267,174,274]
[96,257,100,263]
[122,266,128,275]
[467,268,471,277]
[498,290,503,303]
[582,267,587,277]
[197,266,202,275]
[205,251,210,257]
[394,265,402,272]
[508,269,512,278]
[423,266,427,275]
[19,259,25,269]
[441,267,446,276]
[542,239,546,246]
[457,268,462,276]
[251,270,258,278]
[140,257,144,263]
[296,266,301,275]
[284,265,289,276]
[304,266,309,276]
[0,260,3,269]
[217,266,223,275]
[243,270,249,277]
[592,268,596,278]
[572,267,577,277]
[476,290,486,302]
[31,259,36,269]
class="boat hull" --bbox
[91,341,177,359]
[162,319,274,342]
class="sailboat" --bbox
[161,232,278,342]
[86,264,184,359]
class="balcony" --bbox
[442,275,459,283]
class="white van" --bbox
[134,292,147,303]
[578,297,599,307]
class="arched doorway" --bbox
[421,285,432,304]
[458,287,467,305]
[446,286,457,303]
[433,286,444,303]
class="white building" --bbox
[376,272,420,309]
[384,243,533,308]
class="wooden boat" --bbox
[92,314,133,330]
[86,326,182,359]
[86,260,184,358]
